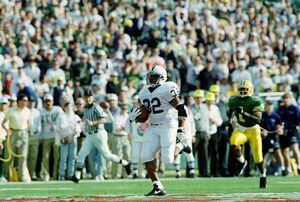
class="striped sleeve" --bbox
[94,105,105,120]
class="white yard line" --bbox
[0,187,74,191]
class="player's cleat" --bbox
[145,184,166,196]
[259,176,267,188]
[175,172,181,178]
[133,173,138,179]
[70,175,79,183]
[282,169,291,176]
[236,160,248,176]
[189,172,195,178]
[124,162,131,175]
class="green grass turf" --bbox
[0,176,299,199]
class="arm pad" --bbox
[176,104,188,118]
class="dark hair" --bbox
[17,94,28,101]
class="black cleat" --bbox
[133,173,138,179]
[259,177,267,188]
[236,160,247,176]
[145,184,166,196]
[70,175,79,183]
[189,173,195,178]
[282,170,291,176]
[124,162,131,175]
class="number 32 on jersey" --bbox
[143,97,163,114]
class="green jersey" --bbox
[228,95,264,127]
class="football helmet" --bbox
[146,65,167,86]
[238,80,254,97]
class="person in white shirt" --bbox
[231,60,252,83]
[0,97,9,182]
[189,89,210,177]
[45,60,66,87]
[57,98,81,180]
[186,56,204,91]
[253,69,274,93]
[27,96,41,180]
[111,103,131,179]
[40,94,64,181]
[24,55,41,84]
[206,92,223,177]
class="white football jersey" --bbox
[40,106,64,139]
[138,81,179,124]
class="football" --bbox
[135,105,150,123]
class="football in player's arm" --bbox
[227,80,267,188]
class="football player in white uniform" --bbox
[128,65,191,196]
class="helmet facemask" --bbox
[146,65,167,86]
[238,87,250,98]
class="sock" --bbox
[298,165,300,170]
[75,164,83,179]
[281,166,286,171]
[120,159,128,166]
[188,161,195,174]
[132,163,138,175]
[174,163,180,172]
[256,162,266,177]
[153,181,163,189]
[187,161,195,170]
[75,170,81,179]
[237,155,245,163]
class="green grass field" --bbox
[0,176,300,201]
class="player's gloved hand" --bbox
[235,106,243,114]
[128,106,141,122]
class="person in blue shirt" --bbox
[260,100,284,175]
[17,79,39,108]
[276,93,300,176]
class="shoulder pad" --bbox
[164,81,180,98]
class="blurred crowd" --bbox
[0,0,300,182]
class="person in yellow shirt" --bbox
[4,94,31,182]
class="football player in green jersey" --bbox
[228,80,267,188]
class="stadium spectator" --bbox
[190,89,210,177]
[0,97,9,182]
[4,94,31,182]
[27,96,41,180]
[196,58,219,90]
[277,92,300,176]
[111,103,131,179]
[206,92,223,177]
[40,94,63,181]
[260,100,285,176]
[57,98,81,180]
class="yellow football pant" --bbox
[230,124,263,163]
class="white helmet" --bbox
[146,65,167,86]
